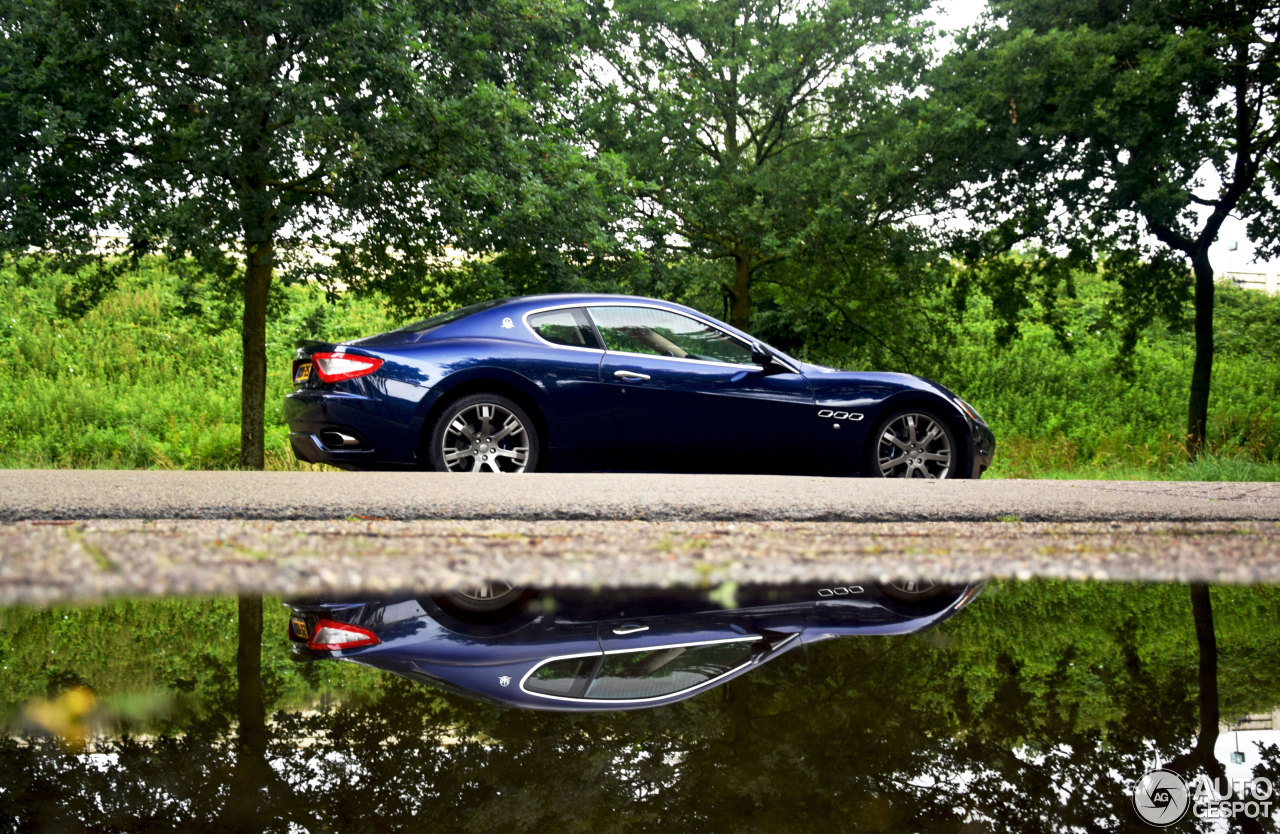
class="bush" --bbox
[929,271,1280,478]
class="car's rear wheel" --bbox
[428,393,540,473]
[439,582,524,612]
[867,408,959,479]
[431,583,535,626]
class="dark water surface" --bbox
[3,580,1279,832]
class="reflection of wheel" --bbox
[428,393,540,473]
[432,584,534,625]
[878,579,949,603]
[441,583,523,612]
[867,408,958,479]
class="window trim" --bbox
[519,635,761,704]
[522,301,799,373]
[519,305,604,353]
[586,303,760,369]
[523,305,606,353]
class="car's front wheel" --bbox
[428,393,540,473]
[878,579,948,602]
[866,408,959,479]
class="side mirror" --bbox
[750,342,779,371]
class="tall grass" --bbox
[0,259,395,469]
[935,274,1280,479]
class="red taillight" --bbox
[311,352,384,383]
[307,619,381,651]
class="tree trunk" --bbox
[1188,582,1220,760]
[728,254,752,331]
[227,594,267,832]
[1186,248,1215,460]
[239,236,273,470]
[1167,585,1265,834]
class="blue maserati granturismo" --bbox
[283,294,994,477]
[286,581,985,711]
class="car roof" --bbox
[405,293,748,341]
[494,293,704,312]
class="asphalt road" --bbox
[2,471,1278,605]
[2,470,1278,522]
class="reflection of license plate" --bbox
[293,362,312,384]
[289,615,309,641]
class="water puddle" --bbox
[3,579,1278,831]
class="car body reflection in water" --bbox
[286,580,985,710]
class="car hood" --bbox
[800,363,947,394]
[793,364,975,425]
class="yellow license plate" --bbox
[293,361,312,384]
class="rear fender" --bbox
[416,368,549,462]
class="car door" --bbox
[587,304,816,470]
[522,305,619,459]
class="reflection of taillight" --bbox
[311,352,384,383]
[307,619,380,651]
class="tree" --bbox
[0,0,614,468]
[584,0,939,332]
[935,1,1280,457]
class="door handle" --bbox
[612,624,650,635]
[613,370,651,382]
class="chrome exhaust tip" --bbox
[319,431,362,449]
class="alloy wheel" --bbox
[440,403,531,472]
[875,412,954,479]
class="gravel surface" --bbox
[3,518,1279,606]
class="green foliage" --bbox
[3,254,1279,477]
[0,595,383,724]
[934,0,1280,453]
[0,258,395,469]
[1,0,621,467]
[934,268,1280,477]
[583,0,944,330]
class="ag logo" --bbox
[1133,769,1190,826]
[498,675,512,687]
[501,317,515,329]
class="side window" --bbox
[587,306,754,365]
[527,308,601,349]
[583,641,756,700]
[524,655,599,697]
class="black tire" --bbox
[428,393,541,473]
[431,584,535,625]
[875,580,969,614]
[877,579,952,603]
[865,407,961,479]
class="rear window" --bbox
[394,298,507,335]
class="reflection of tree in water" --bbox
[3,584,1280,832]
